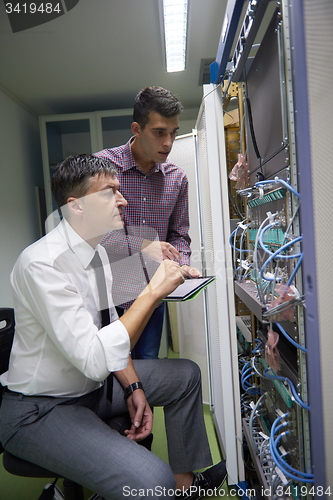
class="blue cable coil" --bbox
[269,414,314,483]
[259,235,303,280]
[241,363,261,394]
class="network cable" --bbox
[241,361,261,395]
[229,223,251,252]
[259,228,302,260]
[252,338,264,355]
[275,322,307,353]
[259,236,303,290]
[270,205,301,298]
[286,253,303,287]
[253,215,274,303]
[252,179,302,302]
[255,178,301,199]
[269,414,314,483]
[229,221,252,282]
[248,392,267,453]
[263,368,310,410]
[250,357,310,410]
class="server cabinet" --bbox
[202,0,333,496]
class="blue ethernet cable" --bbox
[258,221,280,249]
[260,237,303,282]
[259,229,302,259]
[275,321,307,353]
[255,178,301,199]
[241,358,261,394]
[241,364,260,394]
[269,415,314,483]
[263,368,310,410]
[270,418,313,479]
[274,432,314,479]
[241,366,253,387]
[229,224,250,251]
[252,339,264,354]
[270,439,313,483]
[286,253,303,286]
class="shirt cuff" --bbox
[97,320,130,372]
[179,255,191,266]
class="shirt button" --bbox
[142,220,146,224]
[143,197,146,201]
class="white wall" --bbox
[178,118,196,135]
[0,89,44,307]
[179,108,198,135]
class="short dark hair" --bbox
[133,86,184,128]
[51,154,118,209]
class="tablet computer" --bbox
[163,276,216,302]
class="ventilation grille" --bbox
[199,58,215,85]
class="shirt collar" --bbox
[57,219,99,270]
[123,137,166,176]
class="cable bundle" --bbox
[269,414,314,483]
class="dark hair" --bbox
[133,86,184,128]
[51,154,118,209]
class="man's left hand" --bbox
[124,390,153,442]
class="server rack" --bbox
[190,0,332,496]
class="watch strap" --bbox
[124,381,144,399]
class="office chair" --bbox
[0,308,131,500]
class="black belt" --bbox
[4,386,105,399]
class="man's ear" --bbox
[131,121,141,137]
[66,197,83,216]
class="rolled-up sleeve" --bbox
[97,320,130,372]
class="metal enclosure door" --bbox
[292,0,333,490]
[194,85,244,485]
[170,90,245,484]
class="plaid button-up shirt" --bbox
[94,138,191,308]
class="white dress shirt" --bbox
[0,219,130,397]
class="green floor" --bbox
[0,350,240,499]
[151,404,240,500]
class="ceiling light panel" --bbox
[163,0,188,73]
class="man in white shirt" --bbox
[0,155,226,500]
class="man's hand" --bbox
[180,265,202,278]
[141,239,180,263]
[145,260,185,300]
[124,389,153,442]
[120,261,184,347]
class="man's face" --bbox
[134,111,179,164]
[80,173,128,237]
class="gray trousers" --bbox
[0,359,212,500]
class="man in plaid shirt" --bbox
[94,87,200,360]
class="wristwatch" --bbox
[124,381,144,399]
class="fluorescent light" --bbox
[163,0,188,73]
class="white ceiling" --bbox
[0,0,227,119]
